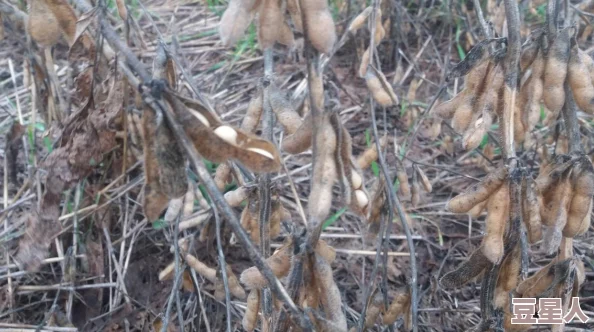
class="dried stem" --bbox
[259,46,274,330]
[357,1,418,331]
[476,0,522,329]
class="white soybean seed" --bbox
[351,171,362,189]
[355,189,369,208]
[246,147,274,159]
[214,125,238,145]
[188,108,211,127]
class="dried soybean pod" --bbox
[447,39,491,80]
[481,182,509,264]
[308,119,338,222]
[411,170,420,207]
[494,245,521,309]
[382,291,410,325]
[521,263,556,298]
[214,162,232,191]
[269,86,303,134]
[568,46,594,114]
[520,39,540,72]
[219,0,253,47]
[373,8,385,45]
[364,293,384,328]
[281,113,313,154]
[348,6,372,32]
[356,135,388,169]
[432,90,472,119]
[315,240,336,263]
[579,49,594,86]
[451,100,474,133]
[564,168,594,237]
[159,262,176,281]
[440,246,491,288]
[516,260,555,295]
[468,199,488,218]
[286,0,302,31]
[543,27,571,117]
[540,175,571,226]
[359,47,371,77]
[184,254,217,282]
[446,165,508,213]
[465,60,490,91]
[156,121,188,199]
[164,197,183,223]
[313,254,347,331]
[301,0,336,54]
[28,0,62,47]
[416,166,432,193]
[522,178,542,243]
[224,186,250,207]
[395,158,411,198]
[115,0,128,21]
[258,0,282,49]
[240,240,292,289]
[365,70,395,107]
[224,265,246,299]
[278,20,295,46]
[142,107,169,222]
[242,290,260,331]
[542,178,572,255]
[241,90,263,133]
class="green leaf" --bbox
[365,129,371,147]
[43,137,53,153]
[322,207,347,230]
[371,161,380,177]
[152,219,167,230]
[455,24,466,61]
